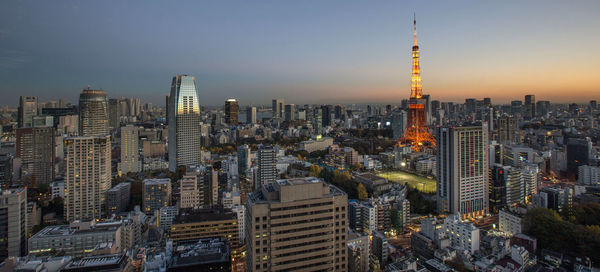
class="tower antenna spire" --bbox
[413,12,417,46]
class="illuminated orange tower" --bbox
[399,15,435,151]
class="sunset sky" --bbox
[1,0,599,106]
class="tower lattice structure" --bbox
[398,16,436,152]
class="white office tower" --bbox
[168,75,202,172]
[64,135,111,222]
[118,125,141,174]
[257,145,277,187]
[436,125,489,218]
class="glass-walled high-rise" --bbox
[79,88,109,136]
[168,75,201,171]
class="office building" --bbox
[566,138,591,175]
[142,178,171,215]
[18,96,38,128]
[107,182,131,215]
[524,95,535,118]
[284,104,295,121]
[436,125,489,217]
[108,98,122,130]
[391,109,407,140]
[272,98,284,118]
[237,144,250,176]
[169,209,244,270]
[246,177,348,272]
[79,88,109,136]
[28,220,122,257]
[257,145,277,187]
[168,75,202,171]
[64,135,111,222]
[0,155,12,186]
[246,106,257,124]
[0,188,27,261]
[498,116,519,145]
[489,164,523,212]
[118,125,141,174]
[225,98,239,125]
[179,175,200,209]
[578,165,600,186]
[16,127,55,185]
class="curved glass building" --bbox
[168,75,202,171]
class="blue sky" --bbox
[1,0,599,106]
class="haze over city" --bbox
[1,0,599,105]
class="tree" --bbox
[357,183,368,201]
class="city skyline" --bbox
[1,1,599,105]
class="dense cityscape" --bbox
[1,2,600,272]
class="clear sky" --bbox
[1,0,599,106]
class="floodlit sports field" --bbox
[378,171,436,194]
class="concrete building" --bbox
[443,214,480,254]
[28,220,122,257]
[64,135,111,222]
[118,125,141,174]
[16,127,55,185]
[156,206,179,231]
[246,106,257,124]
[499,209,523,236]
[26,201,41,235]
[179,175,200,209]
[257,145,277,187]
[578,165,600,186]
[237,144,251,176]
[436,125,489,218]
[79,88,109,136]
[51,180,65,199]
[107,182,131,215]
[498,116,519,145]
[142,179,171,215]
[0,188,27,261]
[298,136,334,153]
[347,230,369,272]
[168,75,202,171]
[284,104,295,121]
[246,177,348,272]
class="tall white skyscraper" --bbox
[246,106,257,124]
[168,75,202,171]
[64,135,111,221]
[257,145,277,187]
[436,125,489,218]
[118,125,141,174]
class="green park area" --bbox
[378,171,436,194]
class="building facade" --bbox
[79,89,109,136]
[168,75,202,171]
[64,135,111,221]
[436,125,489,218]
[246,177,348,272]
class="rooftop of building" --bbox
[171,237,230,268]
[143,178,170,185]
[248,177,346,204]
[0,187,25,197]
[61,253,127,271]
[30,221,121,238]
[108,182,131,192]
[173,208,236,224]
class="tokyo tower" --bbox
[398,15,436,151]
